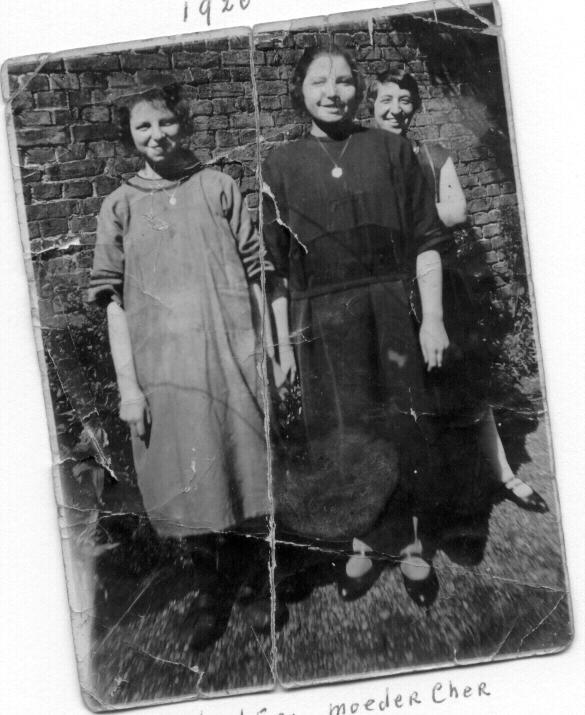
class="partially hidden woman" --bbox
[369,68,548,513]
[262,47,452,587]
[89,85,276,648]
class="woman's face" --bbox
[373,82,415,135]
[301,54,357,125]
[129,99,182,166]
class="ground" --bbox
[72,387,571,709]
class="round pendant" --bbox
[331,166,343,179]
[169,196,177,206]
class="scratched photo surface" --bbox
[1,0,572,710]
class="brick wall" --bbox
[6,8,521,333]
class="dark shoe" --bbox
[500,477,549,513]
[185,568,234,651]
[240,594,289,634]
[400,556,439,609]
[337,559,383,601]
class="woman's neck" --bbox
[310,118,354,140]
[138,150,199,181]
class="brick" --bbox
[357,47,383,61]
[193,115,229,131]
[26,204,48,221]
[52,109,76,124]
[54,159,105,180]
[64,55,119,72]
[215,130,238,147]
[35,90,67,108]
[221,50,251,66]
[259,96,281,111]
[71,123,119,142]
[39,218,68,236]
[67,89,94,107]
[486,184,500,197]
[120,53,170,71]
[173,51,219,69]
[501,181,515,194]
[107,72,136,88]
[255,80,288,96]
[469,198,491,213]
[95,176,119,196]
[228,35,251,51]
[25,147,55,165]
[80,197,104,214]
[17,110,52,126]
[21,169,42,184]
[46,200,80,218]
[49,73,80,90]
[18,73,50,92]
[135,70,182,86]
[470,186,488,200]
[183,67,210,84]
[17,126,68,146]
[235,97,255,113]
[81,106,110,123]
[56,144,87,162]
[274,109,301,127]
[87,141,116,158]
[191,131,215,149]
[255,66,280,80]
[473,212,490,226]
[205,38,229,51]
[28,223,40,239]
[482,224,500,239]
[190,99,213,115]
[199,82,244,98]
[223,163,243,180]
[69,216,97,233]
[78,72,109,88]
[293,34,318,48]
[487,209,502,222]
[63,181,93,198]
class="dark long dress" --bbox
[262,127,449,538]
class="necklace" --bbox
[315,135,352,178]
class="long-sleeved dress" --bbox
[89,167,270,539]
[262,127,449,537]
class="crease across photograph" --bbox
[1,0,572,709]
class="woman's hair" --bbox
[366,68,422,112]
[117,84,191,150]
[290,46,365,116]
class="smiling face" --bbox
[301,53,357,131]
[129,99,183,170]
[373,81,415,135]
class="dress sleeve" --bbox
[220,174,273,282]
[87,193,125,307]
[403,140,451,255]
[261,151,291,282]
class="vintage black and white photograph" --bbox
[0,0,576,711]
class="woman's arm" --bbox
[416,249,449,370]
[270,280,297,388]
[436,157,467,227]
[106,300,149,438]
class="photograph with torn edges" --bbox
[1,0,572,709]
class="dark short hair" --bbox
[117,84,191,150]
[290,46,365,117]
[366,68,422,112]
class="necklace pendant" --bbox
[169,196,177,206]
[331,166,343,179]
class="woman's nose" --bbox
[150,123,164,141]
[323,77,337,97]
[390,100,402,116]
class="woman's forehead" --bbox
[306,53,352,77]
[130,98,175,121]
[375,82,412,100]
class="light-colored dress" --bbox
[90,167,270,539]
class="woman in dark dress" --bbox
[369,68,547,513]
[263,48,451,589]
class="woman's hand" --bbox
[272,344,298,390]
[120,390,150,439]
[419,316,450,370]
